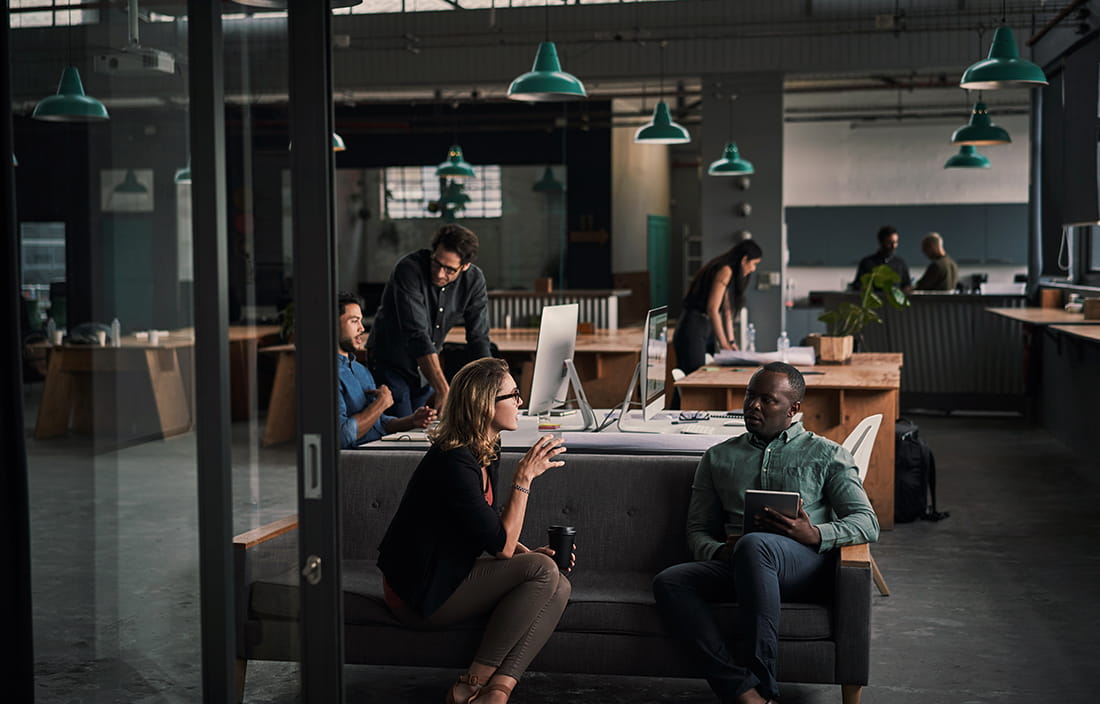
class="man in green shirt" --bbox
[915,231,959,291]
[652,362,879,704]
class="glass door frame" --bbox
[1,3,35,701]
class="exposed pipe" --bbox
[128,0,140,49]
[1027,0,1090,46]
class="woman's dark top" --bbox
[377,445,508,618]
[681,252,742,315]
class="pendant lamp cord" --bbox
[544,0,550,42]
[728,94,736,141]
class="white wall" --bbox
[611,102,670,274]
[785,115,1030,206]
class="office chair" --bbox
[841,413,890,596]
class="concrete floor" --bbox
[25,385,1100,703]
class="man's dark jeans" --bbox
[372,364,433,418]
[652,533,832,702]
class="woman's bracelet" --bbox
[511,483,530,495]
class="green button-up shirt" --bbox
[686,421,880,560]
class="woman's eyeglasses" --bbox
[495,390,522,404]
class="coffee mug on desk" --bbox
[50,330,64,346]
[95,330,107,346]
[148,330,161,346]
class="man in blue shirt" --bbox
[338,292,435,449]
[652,362,878,704]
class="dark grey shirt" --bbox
[367,249,491,382]
[853,251,911,290]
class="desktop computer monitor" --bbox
[640,306,668,421]
[526,303,579,417]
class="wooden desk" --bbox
[447,327,643,409]
[227,325,281,421]
[1049,324,1100,341]
[34,336,193,442]
[675,353,903,529]
[260,344,296,447]
[985,307,1093,325]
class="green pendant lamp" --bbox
[951,101,1011,146]
[174,160,192,184]
[436,145,476,179]
[508,42,587,102]
[960,26,1048,90]
[115,169,148,194]
[32,66,109,122]
[944,145,991,169]
[532,166,564,192]
[707,142,755,176]
[635,101,691,144]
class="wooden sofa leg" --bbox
[235,659,247,703]
[841,684,862,704]
[871,555,891,596]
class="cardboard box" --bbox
[1084,298,1100,320]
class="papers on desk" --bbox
[713,346,816,367]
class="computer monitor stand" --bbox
[615,363,665,433]
[537,359,596,431]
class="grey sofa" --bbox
[235,449,873,703]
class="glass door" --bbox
[7,2,343,701]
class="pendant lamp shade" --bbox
[174,160,192,184]
[944,145,991,169]
[634,101,690,144]
[960,26,1048,90]
[115,169,149,194]
[951,102,1011,146]
[436,145,476,179]
[32,66,109,122]
[532,166,564,192]
[508,42,587,102]
[707,142,755,176]
[332,133,346,152]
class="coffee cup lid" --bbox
[549,525,576,535]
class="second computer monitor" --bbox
[640,306,669,421]
[526,303,579,417]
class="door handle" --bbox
[301,554,322,585]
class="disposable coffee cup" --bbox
[547,525,576,572]
[95,330,107,346]
[148,330,161,346]
[50,330,63,346]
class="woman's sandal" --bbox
[470,681,514,703]
[445,673,485,704]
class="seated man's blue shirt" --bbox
[338,352,395,448]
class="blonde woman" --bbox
[378,357,572,704]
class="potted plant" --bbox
[813,264,909,363]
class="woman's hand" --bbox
[514,435,567,486]
[529,544,576,573]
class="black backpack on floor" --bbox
[894,418,949,523]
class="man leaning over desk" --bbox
[652,362,878,704]
[367,224,491,416]
[338,291,435,449]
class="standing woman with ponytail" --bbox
[378,357,572,704]
[673,239,763,379]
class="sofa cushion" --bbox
[563,570,832,641]
[254,560,831,642]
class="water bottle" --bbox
[46,317,57,344]
[777,331,790,363]
[110,318,121,347]
[746,323,756,353]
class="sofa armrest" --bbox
[234,515,300,656]
[832,542,872,685]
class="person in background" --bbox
[852,225,912,292]
[673,238,764,380]
[367,224,491,416]
[378,357,572,704]
[915,232,959,292]
[337,291,435,449]
[652,362,879,704]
